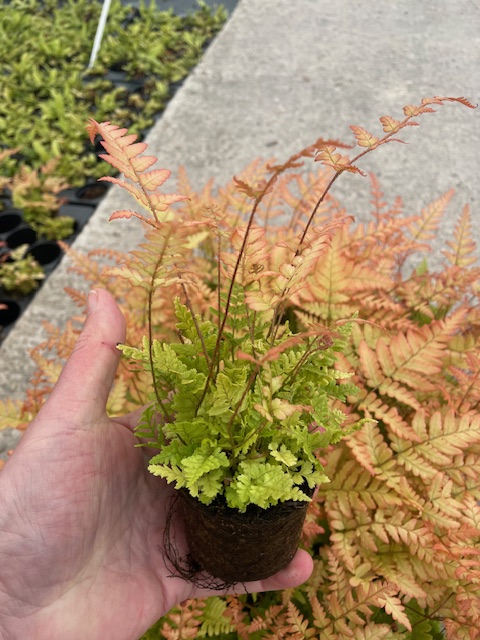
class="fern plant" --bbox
[2,95,478,636]
[8,160,74,240]
[84,96,476,515]
[0,244,44,295]
[85,117,372,512]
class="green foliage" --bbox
[27,215,75,242]
[6,160,74,240]
[0,245,45,295]
[0,0,227,184]
[119,298,363,511]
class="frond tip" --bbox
[86,119,188,223]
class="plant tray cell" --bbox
[6,226,37,250]
[26,241,62,268]
[0,299,21,327]
[0,213,22,235]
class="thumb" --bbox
[45,289,126,423]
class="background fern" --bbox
[1,99,479,637]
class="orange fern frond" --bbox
[443,204,478,267]
[408,188,455,243]
[159,599,204,640]
[285,601,317,638]
[86,119,188,223]
[350,125,380,149]
[359,392,422,443]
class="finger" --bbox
[113,405,147,432]
[44,289,126,423]
[188,548,314,601]
[247,548,314,592]
[113,405,169,458]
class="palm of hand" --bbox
[1,407,191,637]
[0,290,313,640]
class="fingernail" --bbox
[87,289,99,315]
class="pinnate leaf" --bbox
[443,204,477,267]
[99,176,149,208]
[378,594,411,631]
[350,125,379,148]
[150,191,189,212]
[108,209,146,222]
[379,115,401,133]
[286,602,317,638]
[315,145,366,175]
[139,168,172,191]
[181,443,229,486]
[268,442,298,466]
[87,119,188,221]
[130,154,158,173]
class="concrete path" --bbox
[1,0,479,402]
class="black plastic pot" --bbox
[59,183,109,206]
[0,291,35,340]
[0,197,13,213]
[5,225,37,249]
[106,70,145,93]
[107,62,128,74]
[0,212,22,236]
[0,298,21,327]
[25,241,62,270]
[120,6,140,29]
[75,182,109,203]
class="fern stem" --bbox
[147,283,168,439]
[178,275,211,364]
[270,108,441,345]
[298,172,341,249]
[298,106,441,253]
[233,417,268,458]
[288,173,328,231]
[227,363,261,437]
[404,594,452,629]
[244,299,259,360]
[216,225,222,340]
[120,360,146,406]
[198,171,280,409]
[146,228,175,433]
[284,333,333,388]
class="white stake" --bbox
[87,0,113,69]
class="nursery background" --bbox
[0,0,478,400]
[0,0,479,638]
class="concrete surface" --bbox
[1,0,479,403]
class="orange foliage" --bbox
[4,96,480,638]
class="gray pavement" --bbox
[1,0,479,403]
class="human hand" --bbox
[0,289,313,640]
